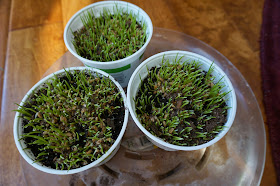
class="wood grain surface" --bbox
[0,0,277,185]
[0,0,11,116]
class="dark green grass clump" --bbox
[72,6,147,62]
[135,56,230,146]
[15,69,125,170]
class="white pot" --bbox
[64,1,153,87]
[127,51,237,151]
[13,67,129,175]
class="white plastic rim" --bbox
[64,1,153,87]
[127,50,237,151]
[13,67,129,175]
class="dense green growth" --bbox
[16,69,124,170]
[135,56,230,146]
[72,6,147,62]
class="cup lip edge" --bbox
[127,50,237,151]
[13,66,129,174]
[63,0,153,66]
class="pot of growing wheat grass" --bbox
[127,51,237,151]
[13,67,128,174]
[64,1,153,87]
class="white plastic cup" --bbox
[64,1,153,87]
[127,51,237,151]
[14,67,129,175]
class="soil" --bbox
[21,71,125,170]
[135,66,228,146]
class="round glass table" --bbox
[21,27,266,186]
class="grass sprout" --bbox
[72,5,147,62]
[15,69,124,170]
[135,56,230,146]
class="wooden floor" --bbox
[0,0,277,185]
